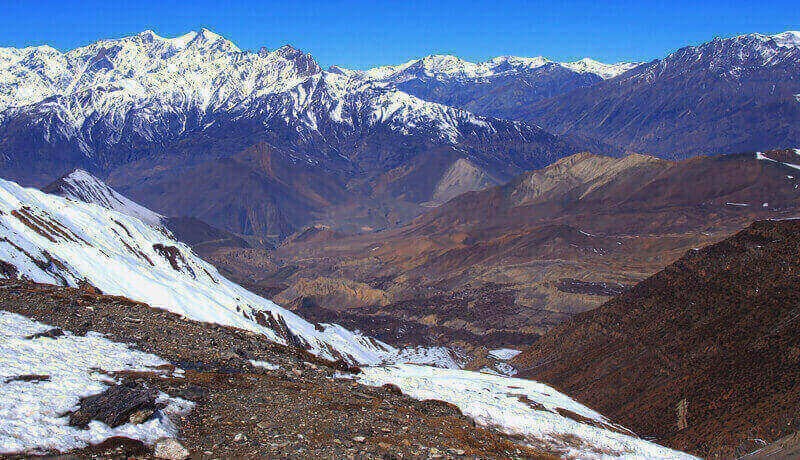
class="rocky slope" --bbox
[0,281,543,459]
[514,219,800,458]
[0,280,692,458]
[0,173,696,458]
[0,174,395,364]
[221,149,800,350]
[525,31,800,157]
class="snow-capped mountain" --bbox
[0,29,579,188]
[359,54,639,119]
[525,31,800,157]
[42,169,163,226]
[364,54,636,82]
[0,174,394,364]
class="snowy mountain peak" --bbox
[365,53,635,83]
[188,27,240,51]
[486,55,551,71]
[771,30,800,48]
[562,57,640,79]
[42,169,164,226]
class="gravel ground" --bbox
[0,280,553,459]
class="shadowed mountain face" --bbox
[513,219,800,458]
[201,149,800,350]
[524,32,800,157]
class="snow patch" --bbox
[387,346,465,369]
[249,360,281,371]
[49,169,163,226]
[357,364,694,459]
[0,311,192,455]
[488,348,522,360]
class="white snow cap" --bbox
[0,29,511,148]
[366,53,637,81]
[49,169,163,226]
[770,31,800,48]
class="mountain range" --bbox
[524,31,800,157]
[1,29,796,240]
[1,25,799,459]
[0,29,589,238]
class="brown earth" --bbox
[201,150,800,351]
[514,219,800,458]
[0,280,553,459]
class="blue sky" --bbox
[1,0,797,68]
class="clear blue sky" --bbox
[1,0,797,68]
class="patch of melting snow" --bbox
[488,348,522,360]
[494,362,518,376]
[388,346,465,369]
[248,360,281,371]
[0,311,192,455]
[755,151,800,171]
[356,364,695,459]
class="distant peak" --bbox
[771,30,800,48]
[196,27,222,41]
[136,30,161,41]
[488,55,550,66]
[274,45,321,75]
[167,31,198,48]
[182,28,240,52]
[275,44,302,56]
[561,58,639,79]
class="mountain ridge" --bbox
[524,31,800,157]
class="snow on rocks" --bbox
[248,360,281,371]
[356,364,694,459]
[755,151,800,171]
[0,310,191,455]
[386,346,466,369]
[365,53,637,83]
[488,348,522,360]
[0,177,394,365]
[44,169,164,226]
[0,29,514,153]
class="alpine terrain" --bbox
[0,174,689,457]
[0,29,588,238]
[1,20,799,460]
